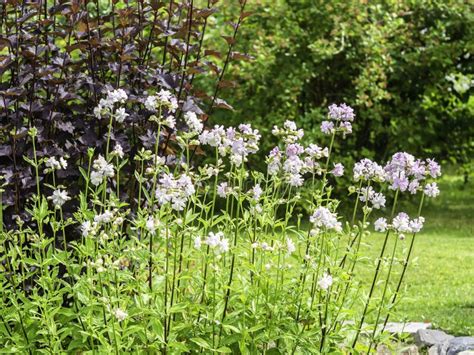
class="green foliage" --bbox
[216,0,473,168]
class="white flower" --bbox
[318,273,333,290]
[205,232,220,248]
[146,216,158,235]
[48,189,70,208]
[94,210,114,224]
[81,221,92,237]
[108,89,127,104]
[113,143,124,159]
[163,115,176,129]
[59,157,67,169]
[370,192,386,209]
[91,155,115,186]
[392,212,411,233]
[288,173,304,187]
[217,182,230,198]
[374,217,388,232]
[115,107,128,123]
[113,308,128,322]
[90,171,103,186]
[286,238,296,255]
[145,95,158,111]
[205,232,229,253]
[310,207,342,232]
[409,217,425,233]
[184,112,203,134]
[251,184,263,201]
[45,156,67,172]
[424,182,440,198]
[194,236,202,250]
[218,238,229,253]
[331,163,344,177]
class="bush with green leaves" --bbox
[0,92,441,353]
[215,0,473,173]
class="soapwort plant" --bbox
[0,94,441,353]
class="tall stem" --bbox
[381,192,425,330]
[351,189,399,349]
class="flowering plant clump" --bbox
[0,92,441,353]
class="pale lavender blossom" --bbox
[426,159,441,178]
[424,182,440,198]
[390,174,409,192]
[392,212,411,233]
[321,120,334,135]
[353,159,385,182]
[340,121,352,135]
[331,163,344,177]
[328,103,355,121]
[374,217,388,232]
[217,182,230,198]
[251,184,263,201]
[409,217,425,233]
[286,143,304,157]
[305,144,329,160]
[408,180,420,194]
[318,273,333,290]
[310,207,342,232]
[287,173,304,187]
[371,192,386,209]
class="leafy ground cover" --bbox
[358,173,474,336]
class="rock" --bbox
[458,351,474,355]
[399,345,419,354]
[443,337,474,355]
[376,344,391,354]
[414,329,454,348]
[384,322,432,336]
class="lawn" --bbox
[358,173,474,336]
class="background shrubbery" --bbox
[212,0,473,175]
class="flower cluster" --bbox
[155,173,195,211]
[353,158,385,182]
[200,124,261,167]
[321,103,355,135]
[184,111,203,135]
[267,121,330,186]
[44,156,67,173]
[48,188,70,208]
[94,89,128,120]
[310,206,342,233]
[144,89,178,113]
[271,120,304,144]
[194,232,229,254]
[91,155,115,186]
[358,186,386,209]
[384,152,441,195]
[374,213,425,236]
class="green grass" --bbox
[358,174,474,336]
